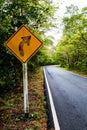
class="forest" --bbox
[0,1,57,129]
[0,0,87,95]
[0,0,56,92]
[54,5,87,73]
[0,0,87,129]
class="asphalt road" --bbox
[44,66,87,130]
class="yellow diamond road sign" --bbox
[4,25,43,63]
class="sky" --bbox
[54,0,87,18]
[53,0,87,8]
[46,0,87,45]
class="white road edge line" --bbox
[44,68,61,130]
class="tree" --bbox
[55,5,87,72]
[0,0,57,91]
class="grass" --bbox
[0,67,53,130]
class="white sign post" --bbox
[23,63,29,118]
[4,24,43,119]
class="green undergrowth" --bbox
[0,67,49,130]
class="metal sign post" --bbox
[4,24,43,119]
[23,63,29,118]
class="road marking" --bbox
[44,68,61,130]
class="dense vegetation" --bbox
[0,67,48,130]
[1,1,87,93]
[1,1,87,129]
[54,5,87,73]
[0,0,57,91]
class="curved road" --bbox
[44,66,87,130]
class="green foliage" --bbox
[55,5,87,73]
[27,128,34,130]
[35,122,41,129]
[0,0,56,92]
[0,97,13,110]
[29,112,38,119]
